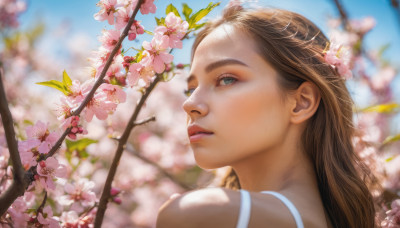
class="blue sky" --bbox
[19,0,400,63]
[18,0,400,107]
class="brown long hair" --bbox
[192,7,377,228]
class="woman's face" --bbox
[183,25,292,169]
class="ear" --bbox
[289,82,321,124]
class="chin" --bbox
[194,157,226,170]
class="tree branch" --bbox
[126,144,192,191]
[94,75,160,228]
[332,0,350,28]
[0,68,29,216]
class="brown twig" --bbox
[36,191,48,214]
[94,75,160,228]
[332,0,350,28]
[0,68,29,216]
[126,144,192,191]
[135,116,156,126]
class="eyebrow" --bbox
[187,58,249,83]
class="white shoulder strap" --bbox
[260,191,304,228]
[236,189,251,228]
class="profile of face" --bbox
[183,24,293,169]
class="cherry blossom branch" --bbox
[0,68,29,216]
[126,144,192,190]
[94,75,160,228]
[0,0,145,216]
[45,0,145,159]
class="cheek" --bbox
[215,83,289,158]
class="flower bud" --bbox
[176,63,184,69]
[110,187,120,196]
[113,197,122,204]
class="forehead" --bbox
[191,24,259,70]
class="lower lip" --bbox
[189,133,213,143]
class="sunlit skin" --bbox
[157,24,331,228]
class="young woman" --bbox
[156,5,376,228]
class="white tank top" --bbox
[236,189,304,228]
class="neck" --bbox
[231,127,317,192]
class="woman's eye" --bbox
[183,88,195,97]
[217,76,237,86]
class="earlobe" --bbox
[290,82,321,124]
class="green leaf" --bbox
[382,134,400,146]
[182,3,193,21]
[385,156,394,162]
[193,22,206,30]
[23,119,34,125]
[189,2,220,29]
[37,70,74,95]
[66,138,98,152]
[166,4,181,17]
[155,17,166,26]
[36,80,68,95]
[78,150,90,159]
[63,70,72,87]
[359,103,400,113]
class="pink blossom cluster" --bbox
[0,0,26,29]
[324,39,353,79]
[17,121,60,170]
[59,178,97,213]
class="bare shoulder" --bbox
[156,187,323,228]
[156,187,240,228]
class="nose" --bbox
[182,90,209,120]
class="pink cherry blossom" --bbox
[115,6,131,30]
[59,178,96,213]
[127,62,142,87]
[99,29,121,51]
[350,16,376,34]
[141,33,174,73]
[89,46,112,75]
[56,96,76,120]
[128,62,155,87]
[381,199,400,227]
[138,0,156,15]
[371,66,396,91]
[24,121,60,154]
[37,157,67,190]
[155,12,189,49]
[105,54,124,82]
[18,139,40,169]
[94,0,117,25]
[100,83,127,104]
[60,211,79,227]
[0,0,26,29]
[8,197,31,227]
[37,206,61,228]
[84,91,117,122]
[324,40,353,79]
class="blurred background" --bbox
[1,0,400,227]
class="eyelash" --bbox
[183,74,238,97]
